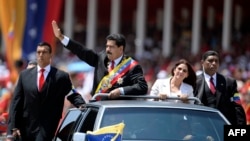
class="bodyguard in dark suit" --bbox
[52,20,148,99]
[6,42,85,141]
[194,50,246,125]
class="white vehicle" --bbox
[53,94,230,141]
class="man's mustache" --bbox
[107,51,112,55]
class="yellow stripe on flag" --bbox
[87,122,125,141]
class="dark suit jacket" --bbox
[64,39,148,97]
[194,73,246,125]
[7,67,85,140]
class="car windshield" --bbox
[101,107,226,141]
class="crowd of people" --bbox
[0,19,249,140]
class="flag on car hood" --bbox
[86,122,125,141]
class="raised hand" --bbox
[52,20,64,40]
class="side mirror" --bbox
[73,132,86,141]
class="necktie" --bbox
[109,61,115,71]
[39,69,45,91]
[210,77,216,94]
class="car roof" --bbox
[85,94,219,112]
[85,100,221,113]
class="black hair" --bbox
[37,42,52,53]
[202,50,219,61]
[106,33,126,51]
[15,59,25,68]
[28,60,37,66]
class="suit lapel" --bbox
[196,75,205,100]
[30,68,39,91]
[215,74,226,107]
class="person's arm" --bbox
[123,65,148,95]
[230,79,247,125]
[226,77,246,125]
[52,20,71,46]
[149,79,165,101]
[7,74,24,139]
[67,88,86,108]
[150,79,160,97]
[52,20,98,66]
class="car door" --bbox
[53,107,99,141]
[77,107,99,133]
[53,108,84,141]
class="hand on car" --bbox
[108,89,120,99]
[178,94,189,103]
[159,94,167,100]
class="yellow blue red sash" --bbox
[95,57,138,94]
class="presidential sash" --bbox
[95,57,138,94]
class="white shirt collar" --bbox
[204,73,216,79]
[37,65,51,73]
[113,55,123,66]
[203,72,216,84]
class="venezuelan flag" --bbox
[0,0,62,83]
[86,122,125,141]
[22,0,63,60]
[232,93,241,104]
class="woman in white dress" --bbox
[150,59,197,103]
